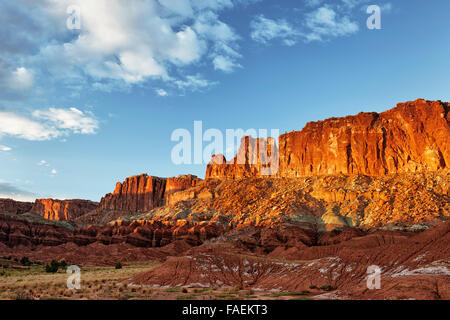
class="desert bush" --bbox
[20,256,32,266]
[320,284,335,291]
[115,262,122,269]
[45,260,60,273]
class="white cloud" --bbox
[10,67,34,90]
[175,74,218,91]
[0,145,11,151]
[32,107,98,135]
[0,107,99,141]
[0,111,59,141]
[251,3,360,46]
[15,0,246,93]
[37,160,49,166]
[51,169,57,175]
[305,6,359,41]
[213,55,242,72]
[250,15,300,46]
[156,88,168,96]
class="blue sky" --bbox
[1,0,450,201]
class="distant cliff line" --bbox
[206,99,449,179]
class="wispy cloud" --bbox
[174,74,218,92]
[156,88,168,97]
[0,107,99,141]
[251,2,364,46]
[0,145,12,152]
[37,160,49,166]
[32,107,98,135]
[250,15,300,46]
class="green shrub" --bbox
[20,256,32,266]
[45,260,60,273]
[320,284,334,291]
[115,262,122,269]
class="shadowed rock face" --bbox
[206,99,449,179]
[31,199,98,221]
[205,136,278,179]
[127,220,450,300]
[0,198,33,214]
[98,174,202,213]
[99,174,167,212]
[0,213,222,249]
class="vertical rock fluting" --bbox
[30,199,98,221]
[98,174,202,213]
[278,99,449,177]
[99,174,167,212]
[206,99,449,179]
[205,136,278,179]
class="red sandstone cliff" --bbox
[31,199,98,221]
[206,99,449,179]
[205,136,278,179]
[99,174,166,212]
[0,212,222,248]
[98,174,202,213]
[0,198,33,214]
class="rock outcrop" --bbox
[0,212,222,249]
[206,99,449,179]
[31,199,98,221]
[99,174,167,212]
[205,136,278,179]
[98,174,202,214]
[135,171,449,231]
[129,220,450,300]
[0,198,33,214]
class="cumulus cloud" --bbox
[0,111,59,141]
[305,6,359,41]
[1,0,251,97]
[0,107,99,141]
